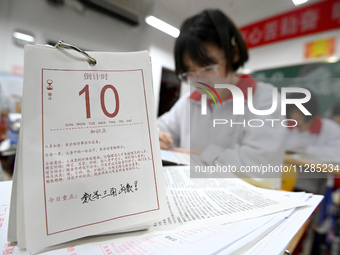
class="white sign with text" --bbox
[8,45,166,253]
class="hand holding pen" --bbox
[158,131,173,150]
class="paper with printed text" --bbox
[8,45,166,252]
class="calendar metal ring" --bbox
[55,40,97,66]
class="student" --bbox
[157,9,286,189]
[285,92,340,159]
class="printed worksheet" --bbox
[0,167,322,255]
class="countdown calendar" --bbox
[8,44,166,252]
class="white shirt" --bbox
[158,75,287,188]
[285,117,340,159]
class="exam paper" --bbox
[219,210,293,254]
[161,149,190,165]
[153,166,307,231]
[0,177,321,255]
[218,192,313,254]
[95,190,321,255]
[241,194,323,255]
[0,181,289,255]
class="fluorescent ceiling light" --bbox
[292,0,308,6]
[145,15,180,38]
[326,56,339,63]
[13,31,35,43]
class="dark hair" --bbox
[332,101,340,116]
[286,91,319,122]
[174,9,248,76]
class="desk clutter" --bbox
[1,166,323,254]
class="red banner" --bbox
[240,0,340,48]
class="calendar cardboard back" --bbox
[8,44,166,253]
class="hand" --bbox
[159,131,173,150]
[173,148,190,154]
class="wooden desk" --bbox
[0,176,323,254]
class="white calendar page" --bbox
[9,45,166,252]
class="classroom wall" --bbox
[245,29,340,72]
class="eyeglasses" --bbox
[178,62,222,82]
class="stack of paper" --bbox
[0,166,322,254]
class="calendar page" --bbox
[8,44,166,253]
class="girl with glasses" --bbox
[157,9,287,189]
